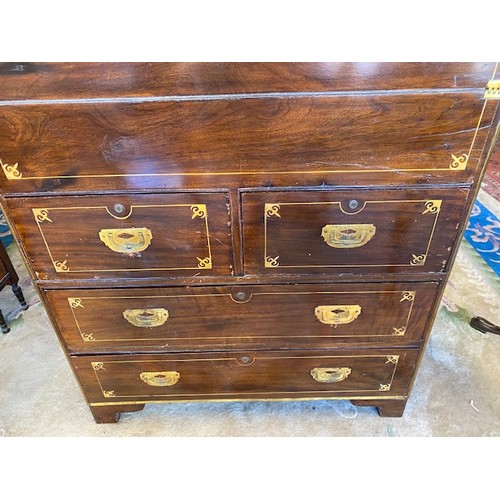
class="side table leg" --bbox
[0,307,10,334]
[12,284,29,310]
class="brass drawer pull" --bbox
[314,305,361,326]
[140,371,180,387]
[311,367,351,383]
[98,227,153,254]
[123,308,169,328]
[321,224,376,248]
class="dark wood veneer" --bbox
[0,92,495,194]
[72,348,419,404]
[242,187,469,275]
[4,192,233,280]
[0,62,494,100]
[44,281,439,353]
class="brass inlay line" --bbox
[89,354,402,363]
[1,167,488,181]
[90,395,407,407]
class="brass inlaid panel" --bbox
[263,199,441,269]
[32,204,212,273]
[43,283,439,352]
[81,352,407,401]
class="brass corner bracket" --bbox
[484,80,500,100]
[0,160,22,179]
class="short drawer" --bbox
[72,349,420,404]
[46,282,439,353]
[5,192,233,279]
[242,187,469,275]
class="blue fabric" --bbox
[0,209,13,247]
[464,200,500,278]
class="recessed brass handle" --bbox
[140,371,180,387]
[98,227,153,254]
[310,367,352,383]
[321,224,376,248]
[314,305,362,326]
[123,308,169,328]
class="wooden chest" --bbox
[1,62,498,423]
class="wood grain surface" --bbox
[0,91,495,193]
[44,281,439,353]
[4,192,233,279]
[242,187,470,275]
[72,348,419,404]
[0,62,494,101]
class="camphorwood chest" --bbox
[1,62,498,422]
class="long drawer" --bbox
[0,89,495,194]
[45,282,439,353]
[242,187,469,275]
[72,348,420,404]
[4,192,233,280]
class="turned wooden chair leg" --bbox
[0,307,10,334]
[12,284,28,310]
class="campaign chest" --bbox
[1,62,498,422]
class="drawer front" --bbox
[72,349,419,404]
[242,188,469,275]
[46,282,439,353]
[5,193,232,279]
[0,90,495,194]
